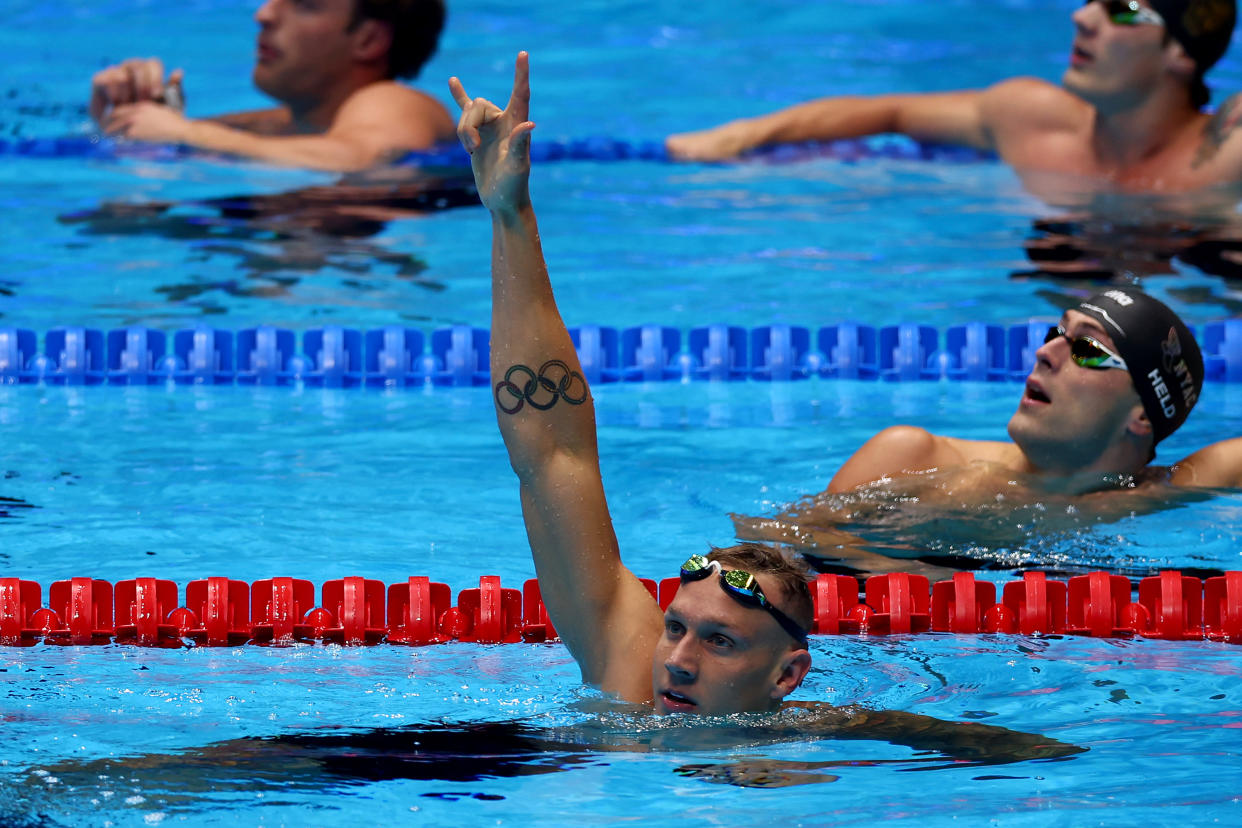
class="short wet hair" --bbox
[707,543,814,638]
[351,0,446,80]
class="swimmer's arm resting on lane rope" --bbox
[665,85,998,162]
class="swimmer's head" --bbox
[351,0,446,80]
[1075,287,1203,446]
[652,543,813,716]
[1148,0,1237,107]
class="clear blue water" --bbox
[2,1,1242,825]
[4,0,1242,333]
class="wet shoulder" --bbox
[336,81,456,139]
[936,434,1018,467]
[1188,93,1242,178]
[862,428,1014,469]
[980,77,1088,134]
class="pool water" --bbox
[2,0,1242,825]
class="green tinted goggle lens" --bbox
[1085,0,1165,26]
[1044,326,1129,371]
[681,554,712,575]
[721,568,760,596]
[678,555,809,645]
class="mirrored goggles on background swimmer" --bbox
[679,555,809,647]
[1044,325,1130,371]
[1083,0,1166,26]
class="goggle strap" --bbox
[678,556,810,646]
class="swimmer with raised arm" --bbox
[451,52,809,716]
[89,0,455,171]
[668,1,1239,193]
[447,53,1082,771]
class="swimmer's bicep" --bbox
[205,107,292,135]
[891,91,993,150]
[516,463,661,700]
[517,456,656,623]
[1170,437,1242,488]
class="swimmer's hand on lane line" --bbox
[90,58,185,124]
[448,52,535,215]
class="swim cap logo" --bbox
[1144,326,1199,421]
[1101,290,1135,307]
[1147,366,1176,420]
[1161,326,1183,365]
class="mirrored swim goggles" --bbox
[1084,0,1165,27]
[1044,325,1129,371]
[679,555,809,647]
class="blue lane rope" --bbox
[2,320,1240,387]
[0,135,997,166]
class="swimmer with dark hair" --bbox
[668,1,1241,195]
[88,0,456,171]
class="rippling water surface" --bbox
[3,1,1242,825]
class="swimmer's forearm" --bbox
[670,92,989,160]
[669,96,909,160]
[746,96,907,146]
[177,120,380,171]
[828,708,1085,765]
[204,107,293,136]
[755,93,992,147]
[489,205,597,468]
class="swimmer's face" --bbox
[651,575,810,716]
[1063,1,1178,106]
[252,0,380,108]
[1009,309,1147,472]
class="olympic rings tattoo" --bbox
[495,360,589,414]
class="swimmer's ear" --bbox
[351,18,394,66]
[771,649,812,701]
[1162,38,1196,83]
[1127,405,1154,439]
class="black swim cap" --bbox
[1076,288,1203,445]
[1148,0,1237,107]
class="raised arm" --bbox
[450,53,663,703]
[666,89,993,162]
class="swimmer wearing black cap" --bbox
[828,286,1242,497]
[451,57,1088,770]
[669,1,1241,194]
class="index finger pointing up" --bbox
[506,52,530,122]
[448,76,472,111]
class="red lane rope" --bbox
[1,570,1239,647]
